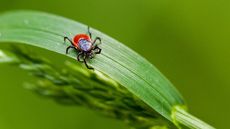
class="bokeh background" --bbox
[0,0,229,129]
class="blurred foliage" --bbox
[0,0,229,129]
[1,46,175,129]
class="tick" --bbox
[64,26,101,70]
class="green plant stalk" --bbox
[0,11,215,129]
[172,106,214,129]
[0,47,176,129]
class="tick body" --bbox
[64,26,101,69]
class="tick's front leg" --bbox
[92,37,101,46]
[93,46,101,54]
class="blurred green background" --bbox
[0,0,229,129]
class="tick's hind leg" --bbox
[87,26,92,38]
[66,46,75,54]
[77,52,84,62]
[64,37,74,46]
[83,54,94,70]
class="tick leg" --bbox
[66,45,75,54]
[83,54,94,70]
[94,46,101,54]
[92,37,102,46]
[77,52,84,62]
[88,52,95,59]
[64,37,74,46]
[87,26,92,38]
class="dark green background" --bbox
[0,0,229,129]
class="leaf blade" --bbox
[0,11,184,122]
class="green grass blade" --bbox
[0,11,214,129]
